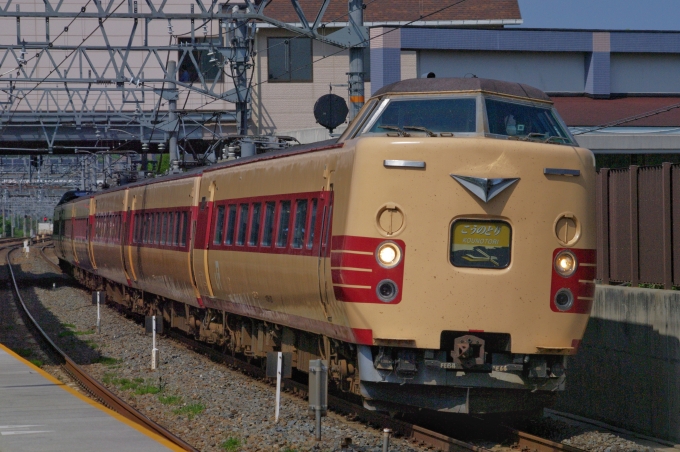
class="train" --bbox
[53,77,596,415]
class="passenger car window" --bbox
[276,201,291,247]
[237,204,249,246]
[306,199,317,249]
[292,200,307,249]
[262,202,275,246]
[249,203,261,246]
[485,98,574,144]
[214,206,225,245]
[225,205,237,245]
[364,97,477,135]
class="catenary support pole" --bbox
[348,0,365,121]
[167,60,179,170]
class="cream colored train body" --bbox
[54,78,596,414]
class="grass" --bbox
[13,348,32,357]
[135,384,161,395]
[173,403,205,419]
[61,323,76,329]
[58,329,94,338]
[4,325,14,331]
[84,340,99,349]
[29,359,43,367]
[221,437,241,451]
[92,356,120,366]
[158,394,182,405]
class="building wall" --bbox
[251,27,370,135]
[610,53,680,94]
[417,51,585,93]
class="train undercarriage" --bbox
[64,260,564,415]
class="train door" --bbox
[121,191,134,283]
[88,197,97,269]
[317,173,335,312]
[191,178,214,300]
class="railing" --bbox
[597,162,680,288]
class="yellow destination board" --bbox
[450,220,511,268]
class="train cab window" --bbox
[237,204,249,246]
[214,205,226,245]
[307,199,318,249]
[180,212,188,247]
[225,205,237,245]
[262,202,275,247]
[292,199,307,249]
[276,201,291,248]
[249,203,261,246]
[362,97,477,136]
[485,98,574,144]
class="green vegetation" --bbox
[4,325,14,331]
[221,437,241,451]
[173,403,205,419]
[29,359,43,368]
[158,394,182,405]
[84,340,99,349]
[92,356,120,366]
[61,323,76,329]
[13,348,32,357]
[156,153,170,174]
[58,330,75,337]
[135,384,161,395]
[59,327,94,338]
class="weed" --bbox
[13,348,32,357]
[4,325,14,331]
[173,403,205,419]
[62,323,76,329]
[74,330,95,336]
[84,340,99,349]
[58,330,75,338]
[92,356,120,366]
[133,377,145,383]
[102,372,117,384]
[158,395,182,405]
[29,359,43,367]
[221,437,241,451]
[135,384,161,395]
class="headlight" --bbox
[554,288,574,311]
[554,250,577,277]
[376,241,402,268]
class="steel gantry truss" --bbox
[0,0,366,222]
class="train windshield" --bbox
[485,98,575,145]
[361,97,477,136]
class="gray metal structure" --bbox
[0,0,366,221]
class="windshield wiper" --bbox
[403,125,436,137]
[544,136,570,144]
[378,125,410,137]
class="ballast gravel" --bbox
[8,247,670,452]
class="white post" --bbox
[151,315,158,370]
[96,292,101,334]
[275,351,282,423]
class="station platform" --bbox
[0,344,179,451]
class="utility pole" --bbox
[167,60,179,171]
[227,3,254,137]
[348,0,365,121]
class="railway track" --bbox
[5,242,198,452]
[32,243,585,452]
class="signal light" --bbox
[376,241,402,268]
[554,250,577,277]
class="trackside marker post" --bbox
[275,351,282,423]
[151,315,158,370]
[96,292,101,334]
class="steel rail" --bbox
[6,245,198,452]
[34,242,585,452]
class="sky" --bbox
[516,0,680,30]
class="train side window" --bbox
[262,202,275,246]
[180,212,188,247]
[306,199,318,249]
[225,204,237,245]
[155,213,161,244]
[248,203,261,246]
[237,204,249,246]
[168,213,174,246]
[292,199,307,249]
[276,200,291,247]
[145,214,151,243]
[214,205,226,245]
[172,212,179,246]
[161,212,168,245]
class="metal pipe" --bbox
[382,428,392,452]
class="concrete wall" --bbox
[556,285,680,442]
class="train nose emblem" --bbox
[450,174,520,203]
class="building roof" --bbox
[373,77,551,101]
[262,0,522,26]
[551,97,680,127]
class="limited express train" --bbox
[54,78,596,414]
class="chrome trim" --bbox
[384,160,426,169]
[544,168,580,177]
[450,174,519,203]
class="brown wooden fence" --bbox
[597,162,680,288]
